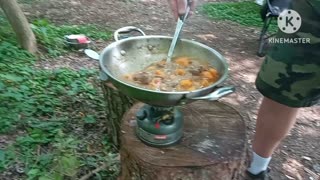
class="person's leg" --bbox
[252,97,299,158]
[247,0,320,177]
[247,97,299,175]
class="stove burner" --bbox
[135,105,183,147]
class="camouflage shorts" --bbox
[255,0,320,107]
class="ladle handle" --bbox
[114,26,146,41]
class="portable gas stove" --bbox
[135,105,183,147]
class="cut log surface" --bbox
[120,101,248,180]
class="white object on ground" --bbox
[247,151,272,175]
[255,0,264,6]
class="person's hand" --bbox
[168,0,197,20]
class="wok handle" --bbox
[114,26,146,41]
[189,86,235,101]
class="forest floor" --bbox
[0,0,319,179]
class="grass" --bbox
[0,16,118,179]
[201,1,278,31]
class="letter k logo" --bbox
[286,16,294,27]
[278,9,302,34]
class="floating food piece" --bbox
[189,66,205,76]
[168,81,179,88]
[150,78,162,89]
[160,84,168,91]
[132,72,150,85]
[201,71,214,80]
[211,75,219,82]
[188,86,196,91]
[175,69,186,76]
[156,60,166,68]
[180,79,193,90]
[209,68,219,77]
[124,74,133,81]
[175,57,191,67]
[207,68,219,82]
[201,79,210,87]
[155,70,165,78]
[189,69,201,76]
[146,66,156,71]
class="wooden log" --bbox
[101,81,134,149]
[119,101,248,180]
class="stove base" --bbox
[135,126,183,147]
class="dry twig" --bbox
[79,163,108,180]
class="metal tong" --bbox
[166,0,192,63]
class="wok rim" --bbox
[99,35,229,95]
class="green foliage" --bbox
[32,19,112,56]
[0,15,118,179]
[0,149,8,170]
[0,16,18,45]
[0,42,35,132]
[0,17,112,57]
[202,1,278,31]
[83,115,97,124]
[0,147,15,171]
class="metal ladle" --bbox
[166,0,192,63]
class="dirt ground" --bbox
[22,0,319,179]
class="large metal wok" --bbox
[87,26,234,106]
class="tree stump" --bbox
[101,81,134,149]
[119,101,248,180]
